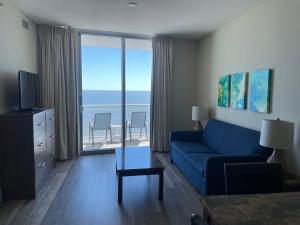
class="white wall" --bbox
[172,39,199,130]
[197,0,300,176]
[0,1,37,202]
[0,1,37,113]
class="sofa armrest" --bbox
[204,154,266,195]
[169,130,202,143]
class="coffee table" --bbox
[115,146,164,204]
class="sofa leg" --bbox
[170,159,174,164]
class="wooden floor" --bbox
[0,153,203,225]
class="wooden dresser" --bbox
[0,108,55,200]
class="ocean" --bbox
[82,90,150,139]
[82,90,150,105]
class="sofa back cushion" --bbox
[202,119,272,158]
[201,119,231,152]
[218,125,262,155]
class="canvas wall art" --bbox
[218,74,231,107]
[231,72,247,110]
[249,69,271,113]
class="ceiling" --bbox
[11,0,267,39]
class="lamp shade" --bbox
[192,106,208,121]
[260,119,294,150]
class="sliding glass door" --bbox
[81,35,122,151]
[80,33,152,152]
[125,39,152,147]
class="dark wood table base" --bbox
[115,147,165,204]
[117,169,164,204]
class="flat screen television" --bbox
[18,70,41,110]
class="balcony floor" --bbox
[82,134,149,151]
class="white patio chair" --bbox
[89,112,112,145]
[126,111,148,141]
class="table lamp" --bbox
[192,106,208,130]
[259,118,294,174]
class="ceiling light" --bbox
[128,2,137,7]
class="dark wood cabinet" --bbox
[0,108,55,200]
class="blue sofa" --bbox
[170,119,273,195]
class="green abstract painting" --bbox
[218,75,231,107]
[250,69,271,113]
[231,72,247,110]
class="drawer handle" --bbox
[49,118,54,121]
[37,122,45,126]
[49,134,54,138]
[38,162,46,167]
[38,142,44,147]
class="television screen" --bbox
[18,70,40,110]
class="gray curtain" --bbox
[150,37,173,153]
[38,25,79,160]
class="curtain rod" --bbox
[76,28,153,40]
[38,25,153,39]
[37,24,74,30]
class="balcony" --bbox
[82,104,150,151]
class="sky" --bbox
[81,46,152,91]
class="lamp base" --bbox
[193,121,203,131]
[267,149,286,177]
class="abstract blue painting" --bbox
[218,75,231,107]
[231,72,247,110]
[249,69,271,113]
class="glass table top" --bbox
[115,147,163,171]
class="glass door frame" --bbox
[77,30,152,154]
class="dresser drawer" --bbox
[35,152,54,193]
[45,147,55,171]
[47,133,55,155]
[35,154,47,193]
[46,109,54,124]
[34,134,46,157]
[46,109,55,134]
[33,112,46,137]
[47,120,55,136]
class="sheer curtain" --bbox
[150,37,173,153]
[38,25,80,160]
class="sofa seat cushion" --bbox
[172,141,213,154]
[171,142,217,176]
[182,153,217,177]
